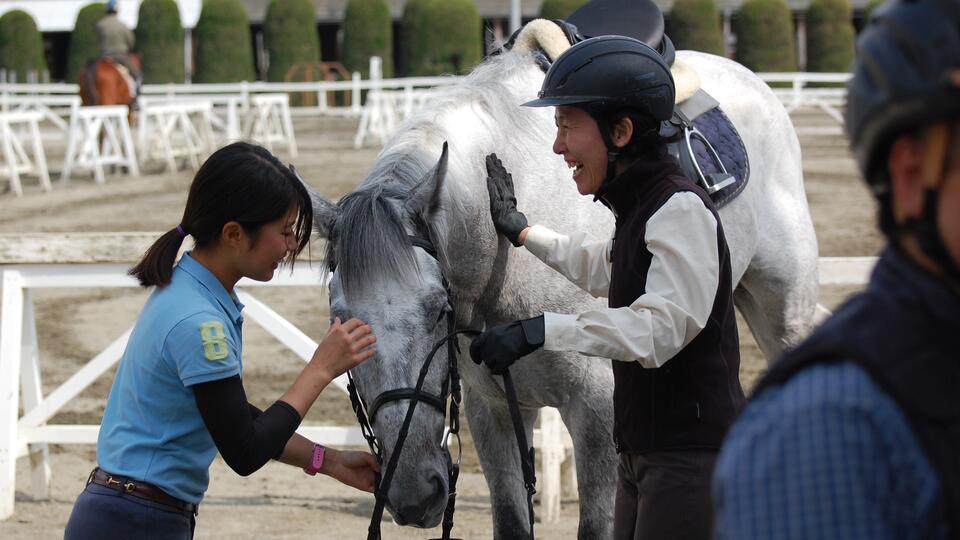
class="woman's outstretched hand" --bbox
[320,448,381,493]
[311,317,377,383]
[281,317,376,418]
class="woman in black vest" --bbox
[470,36,745,540]
[713,1,960,538]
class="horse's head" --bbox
[312,143,456,528]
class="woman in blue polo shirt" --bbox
[64,142,379,539]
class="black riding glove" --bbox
[470,315,545,374]
[485,153,529,247]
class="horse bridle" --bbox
[342,235,478,540]
[341,234,537,540]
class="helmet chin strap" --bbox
[899,122,960,284]
[591,115,622,202]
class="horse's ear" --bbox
[406,141,449,217]
[306,185,338,238]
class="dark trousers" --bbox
[64,481,195,540]
[613,449,717,540]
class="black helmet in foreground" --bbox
[523,35,676,124]
[846,0,960,193]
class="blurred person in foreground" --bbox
[712,0,960,538]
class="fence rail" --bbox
[0,230,877,524]
[0,70,847,119]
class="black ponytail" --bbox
[130,142,313,287]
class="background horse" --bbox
[79,53,139,123]
[309,39,818,538]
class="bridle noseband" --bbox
[341,234,478,540]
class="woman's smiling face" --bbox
[552,105,609,196]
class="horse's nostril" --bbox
[395,503,426,526]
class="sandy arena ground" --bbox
[0,108,882,539]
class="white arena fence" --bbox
[0,60,850,141]
[0,233,877,522]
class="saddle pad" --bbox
[689,107,750,208]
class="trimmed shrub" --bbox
[667,0,725,55]
[410,0,481,76]
[733,0,796,72]
[264,0,320,82]
[399,0,430,76]
[67,3,105,83]
[806,0,854,72]
[342,0,392,78]
[194,0,255,83]
[539,0,588,20]
[0,10,47,82]
[136,0,185,83]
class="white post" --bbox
[19,291,50,500]
[351,72,361,114]
[539,407,563,523]
[509,0,522,34]
[0,270,25,520]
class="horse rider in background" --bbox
[471,35,745,540]
[713,0,960,538]
[97,0,141,104]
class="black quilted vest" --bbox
[756,248,960,538]
[600,156,744,453]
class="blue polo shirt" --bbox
[97,252,244,503]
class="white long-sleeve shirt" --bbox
[524,191,721,368]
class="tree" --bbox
[341,0,392,78]
[194,0,255,83]
[806,0,854,72]
[539,0,588,20]
[136,0,185,83]
[733,0,797,72]
[0,10,47,82]
[264,0,320,82]
[409,0,482,76]
[667,0,725,56]
[66,3,105,83]
[399,0,430,76]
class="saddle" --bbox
[505,17,750,208]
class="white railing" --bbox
[0,233,573,522]
[758,72,851,124]
[0,232,879,523]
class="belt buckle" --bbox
[123,481,135,493]
[106,476,120,487]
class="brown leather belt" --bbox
[87,468,199,515]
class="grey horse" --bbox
[309,42,818,538]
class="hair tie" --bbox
[175,224,187,237]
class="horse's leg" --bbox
[557,363,617,539]
[464,384,538,540]
[734,207,819,363]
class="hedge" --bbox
[539,0,588,20]
[667,0,725,55]
[136,0,185,83]
[341,0,392,78]
[264,0,320,82]
[194,0,255,83]
[0,10,47,82]
[806,0,854,72]
[67,3,105,83]
[407,0,481,76]
[733,0,797,72]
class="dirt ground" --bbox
[0,108,882,539]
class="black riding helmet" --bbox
[523,36,676,187]
[846,0,960,194]
[523,35,675,120]
[846,0,960,282]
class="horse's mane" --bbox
[326,50,548,301]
